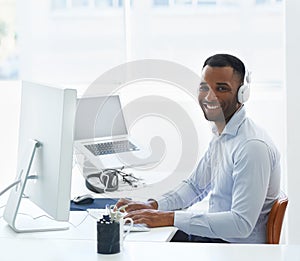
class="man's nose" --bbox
[205,88,217,102]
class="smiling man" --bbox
[116,54,281,243]
[199,64,242,133]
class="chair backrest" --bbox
[266,191,288,244]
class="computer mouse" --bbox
[73,194,95,205]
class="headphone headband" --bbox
[245,71,251,85]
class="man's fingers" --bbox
[115,198,130,208]
[116,199,155,212]
[125,212,151,226]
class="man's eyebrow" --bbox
[215,82,230,86]
[199,81,208,85]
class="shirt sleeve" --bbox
[173,140,272,240]
[157,149,212,211]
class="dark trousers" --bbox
[170,230,229,243]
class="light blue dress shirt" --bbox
[157,106,281,243]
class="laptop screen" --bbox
[74,95,128,140]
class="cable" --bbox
[16,212,91,229]
[0,179,21,197]
[0,179,25,221]
[68,212,90,228]
[0,204,6,220]
[0,174,39,198]
[104,167,143,188]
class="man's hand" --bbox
[115,198,158,212]
[125,209,175,228]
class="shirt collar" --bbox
[212,106,246,137]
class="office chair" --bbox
[266,191,288,244]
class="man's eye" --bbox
[199,85,209,92]
[217,86,228,92]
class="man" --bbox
[116,54,281,243]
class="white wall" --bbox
[16,1,283,86]
[0,81,20,191]
[285,0,300,244]
[16,0,125,84]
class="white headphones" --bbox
[237,71,251,104]
[85,170,119,193]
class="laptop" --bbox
[74,95,156,171]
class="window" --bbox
[51,0,125,10]
[1,0,283,84]
[153,0,169,6]
[0,0,18,79]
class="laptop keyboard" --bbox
[85,140,139,156]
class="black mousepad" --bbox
[70,198,119,211]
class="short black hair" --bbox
[202,54,246,84]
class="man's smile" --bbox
[202,102,222,110]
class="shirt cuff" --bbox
[173,211,194,233]
[156,197,169,211]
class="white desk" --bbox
[1,201,300,261]
[0,238,300,261]
[2,171,300,261]
[0,210,177,242]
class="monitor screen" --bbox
[3,81,77,232]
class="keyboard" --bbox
[85,140,139,156]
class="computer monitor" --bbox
[3,81,77,232]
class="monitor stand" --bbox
[3,139,69,233]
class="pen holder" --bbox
[97,220,120,254]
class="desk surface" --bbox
[1,238,300,261]
[0,210,177,242]
[2,171,300,261]
[1,201,300,261]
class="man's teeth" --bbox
[206,104,220,109]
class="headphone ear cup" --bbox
[237,84,250,104]
[100,171,119,192]
[111,175,118,188]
